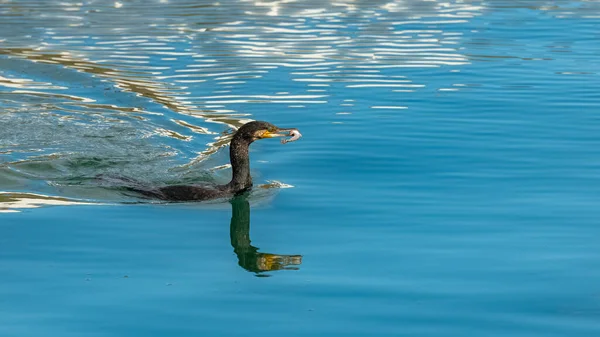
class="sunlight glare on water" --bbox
[2,0,600,336]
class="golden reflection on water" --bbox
[0,192,95,213]
[0,48,192,114]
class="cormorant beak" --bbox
[259,130,285,138]
[260,128,302,141]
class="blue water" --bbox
[2,0,600,336]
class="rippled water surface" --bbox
[2,0,600,336]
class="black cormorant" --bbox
[128,121,301,201]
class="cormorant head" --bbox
[233,121,301,144]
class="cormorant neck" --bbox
[225,135,253,193]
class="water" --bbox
[2,0,600,335]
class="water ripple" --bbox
[4,0,596,204]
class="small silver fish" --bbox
[281,129,302,144]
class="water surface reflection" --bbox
[230,196,302,275]
[0,0,486,203]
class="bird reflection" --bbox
[229,196,302,275]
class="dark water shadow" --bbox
[229,196,302,276]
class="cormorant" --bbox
[127,121,301,201]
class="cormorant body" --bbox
[127,121,300,201]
